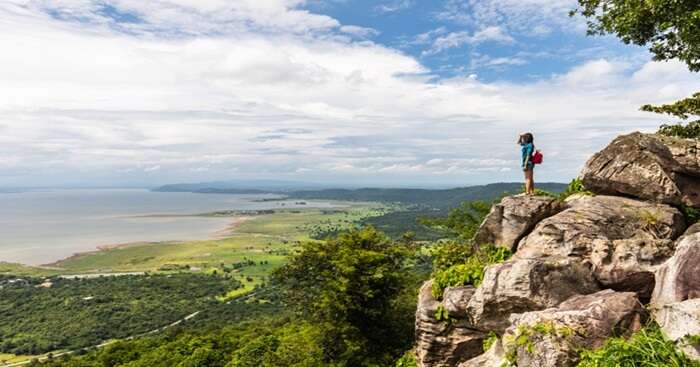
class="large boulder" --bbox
[501,290,643,367]
[474,195,566,251]
[590,238,676,298]
[516,195,684,296]
[416,281,485,367]
[580,132,700,207]
[651,231,700,307]
[654,298,700,360]
[517,195,684,260]
[465,258,600,333]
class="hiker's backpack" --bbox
[532,150,543,165]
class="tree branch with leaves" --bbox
[573,0,700,137]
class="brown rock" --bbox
[590,238,676,298]
[580,132,700,207]
[502,290,643,367]
[474,195,566,251]
[517,195,684,259]
[416,281,485,367]
[444,286,476,319]
[465,258,600,333]
[459,341,505,367]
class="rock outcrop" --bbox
[466,258,599,333]
[416,281,486,367]
[501,290,643,367]
[474,195,566,251]
[516,195,684,260]
[415,132,700,367]
[516,195,684,297]
[580,132,700,207]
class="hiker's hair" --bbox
[519,133,534,145]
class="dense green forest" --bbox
[299,183,567,240]
[0,274,240,355]
[286,183,567,209]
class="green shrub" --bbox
[395,350,418,367]
[420,200,493,240]
[483,331,499,352]
[681,205,700,225]
[577,325,700,367]
[430,241,476,274]
[434,304,450,322]
[558,178,594,201]
[431,244,511,298]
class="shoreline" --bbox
[36,215,254,268]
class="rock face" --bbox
[459,342,505,367]
[580,132,700,207]
[466,258,600,333]
[502,290,643,367]
[651,231,700,307]
[517,195,685,260]
[416,281,485,367]
[516,195,684,297]
[654,299,700,360]
[474,195,566,251]
[444,286,476,319]
[591,238,675,298]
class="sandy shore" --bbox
[45,215,252,267]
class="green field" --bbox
[2,203,391,284]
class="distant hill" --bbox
[286,182,568,210]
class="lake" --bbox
[0,189,335,265]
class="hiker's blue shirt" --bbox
[521,143,534,168]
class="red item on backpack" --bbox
[532,150,543,164]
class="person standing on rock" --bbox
[519,133,535,195]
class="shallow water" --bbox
[0,189,333,265]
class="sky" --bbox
[0,0,699,188]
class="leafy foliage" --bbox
[37,316,327,367]
[420,200,492,240]
[577,324,700,367]
[395,350,418,367]
[273,227,415,366]
[643,93,700,138]
[483,331,499,352]
[0,274,236,355]
[431,244,512,298]
[668,205,698,228]
[431,241,476,274]
[657,121,700,139]
[573,0,700,72]
[558,178,594,200]
[434,304,450,322]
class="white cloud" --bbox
[424,26,514,55]
[339,25,380,38]
[0,1,698,187]
[435,0,581,36]
[375,0,414,14]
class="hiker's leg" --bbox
[524,168,532,195]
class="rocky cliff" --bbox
[415,132,700,367]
